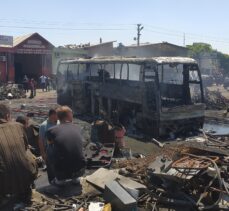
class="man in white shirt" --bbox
[40,75,47,92]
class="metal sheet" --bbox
[0,35,13,46]
[86,168,146,190]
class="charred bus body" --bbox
[57,57,205,137]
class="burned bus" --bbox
[56,57,205,137]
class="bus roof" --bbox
[60,56,197,65]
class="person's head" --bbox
[56,106,73,123]
[0,104,10,121]
[16,115,29,128]
[48,108,58,123]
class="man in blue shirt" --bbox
[39,108,58,183]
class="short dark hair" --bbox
[0,104,10,119]
[16,115,27,126]
[48,108,57,117]
[56,106,72,121]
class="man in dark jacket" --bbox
[0,104,37,202]
[46,106,86,185]
[16,115,40,156]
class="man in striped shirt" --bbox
[0,104,37,203]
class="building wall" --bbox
[86,42,114,57]
[7,53,15,82]
[0,33,54,82]
[0,52,7,82]
[195,52,219,75]
[115,43,188,58]
[52,48,87,74]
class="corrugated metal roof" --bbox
[60,56,197,65]
[125,42,187,49]
[0,33,54,48]
[13,33,34,47]
[0,44,12,48]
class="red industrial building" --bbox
[0,33,54,83]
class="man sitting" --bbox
[16,115,40,156]
[0,104,37,203]
[46,106,86,186]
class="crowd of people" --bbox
[22,74,52,99]
[0,104,86,204]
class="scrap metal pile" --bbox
[114,140,229,211]
[0,83,26,100]
[2,100,229,211]
[19,138,228,211]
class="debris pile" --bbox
[1,92,229,211]
[112,139,229,210]
[0,83,26,100]
[11,103,56,123]
[205,89,229,110]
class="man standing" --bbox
[38,109,58,183]
[40,75,47,92]
[46,77,50,92]
[46,106,86,185]
[29,79,35,99]
[0,104,37,202]
[23,75,29,92]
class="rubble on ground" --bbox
[3,135,227,211]
[0,83,26,100]
[205,89,229,110]
[1,91,229,211]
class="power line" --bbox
[183,33,186,46]
[145,28,183,38]
[145,27,229,45]
[0,18,229,43]
[0,25,134,31]
[0,18,136,27]
[145,24,229,43]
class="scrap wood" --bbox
[151,138,165,148]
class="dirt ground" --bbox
[5,89,160,156]
[0,89,162,210]
[1,88,229,210]
[207,84,229,99]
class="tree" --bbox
[187,43,229,75]
[217,52,229,75]
[187,43,213,57]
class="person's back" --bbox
[47,123,85,180]
[46,106,86,181]
[0,120,37,198]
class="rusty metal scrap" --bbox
[113,145,229,210]
[171,155,219,169]
[0,83,26,100]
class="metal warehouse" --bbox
[0,33,54,83]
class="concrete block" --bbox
[104,180,137,211]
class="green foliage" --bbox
[217,52,229,75]
[187,43,229,75]
[187,43,213,57]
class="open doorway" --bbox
[14,54,42,83]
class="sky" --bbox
[1,0,229,53]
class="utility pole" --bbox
[183,33,186,47]
[136,24,144,46]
